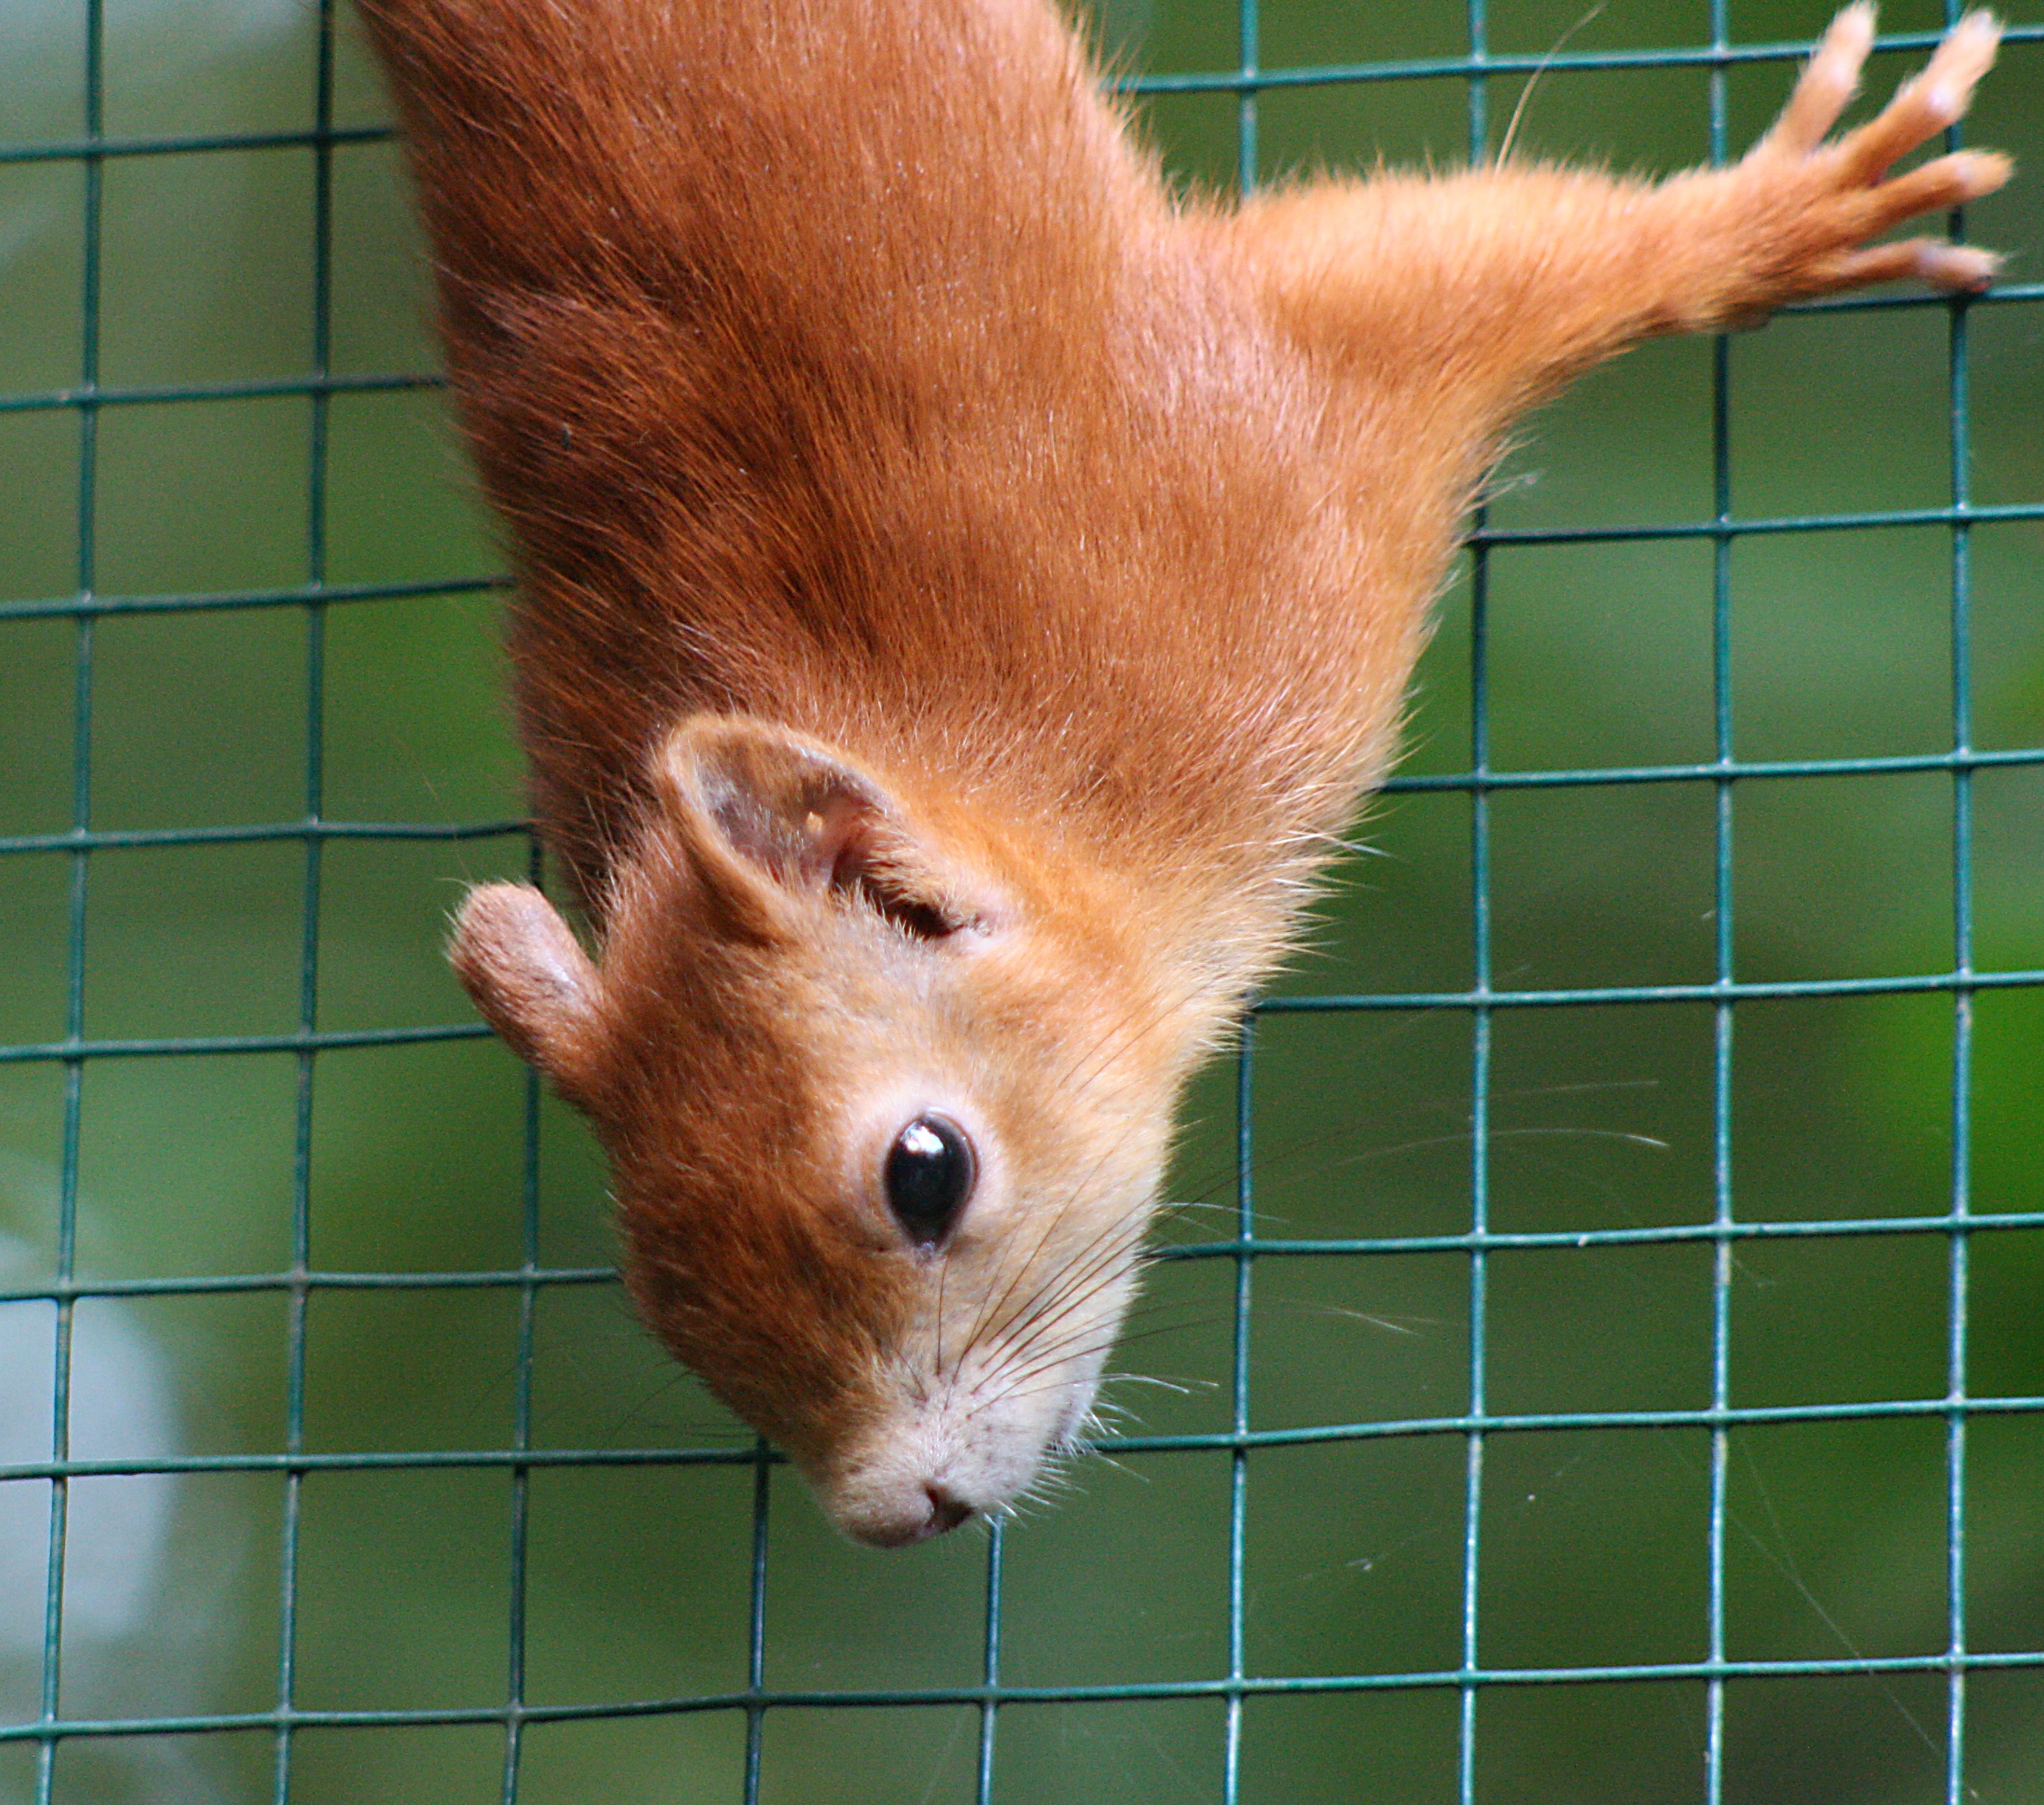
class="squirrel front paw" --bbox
[1724,4,2012,303]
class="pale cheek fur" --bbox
[386,0,2009,1540]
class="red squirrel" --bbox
[356,0,2009,1545]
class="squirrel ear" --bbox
[448,882,609,1105]
[656,716,1006,945]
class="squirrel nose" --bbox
[824,1464,983,1545]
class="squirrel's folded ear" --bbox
[449,882,610,1107]
[654,715,1009,945]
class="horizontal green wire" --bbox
[1263,966,2044,1012]
[8,1645,2044,1748]
[0,1447,771,1485]
[1476,499,2044,547]
[0,574,508,624]
[0,122,390,164]
[0,15,2036,166]
[1119,21,2044,93]
[6,495,2039,627]
[1149,1206,2044,1259]
[0,283,2034,414]
[1,743,2037,863]
[0,966,2034,1065]
[1383,745,2044,795]
[1,1200,2040,1312]
[1,740,2034,861]
[0,819,526,855]
[0,1267,618,1306]
[1793,281,2044,316]
[1099,1392,2044,1452]
[0,1195,2029,1318]
[0,1023,494,1064]
[4,1391,2037,1486]
[0,371,442,416]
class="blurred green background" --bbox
[2,0,2043,1799]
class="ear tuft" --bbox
[448,882,609,1105]
[658,717,1004,944]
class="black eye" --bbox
[883,1114,978,1248]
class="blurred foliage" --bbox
[1,0,2043,1799]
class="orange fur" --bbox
[355,0,2009,1543]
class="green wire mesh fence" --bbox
[2,0,2043,1801]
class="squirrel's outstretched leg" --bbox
[1232,5,2010,451]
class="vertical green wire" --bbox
[1235,0,1256,196]
[1941,2,1974,1792]
[742,1436,771,1804]
[1704,7,1734,1799]
[1944,321,1975,1805]
[1460,10,1489,1801]
[38,2,103,1798]
[974,1514,1004,1803]
[502,844,546,1803]
[276,8,336,1796]
[1223,1019,1255,1804]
